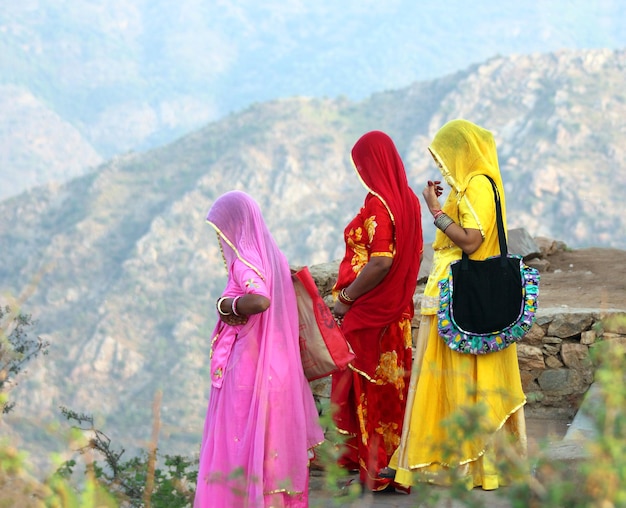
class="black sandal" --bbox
[378,467,396,479]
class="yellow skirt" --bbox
[390,315,527,490]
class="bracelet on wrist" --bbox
[231,296,242,316]
[338,288,355,306]
[216,296,232,316]
[433,209,444,219]
[434,213,455,232]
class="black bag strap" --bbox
[461,175,507,268]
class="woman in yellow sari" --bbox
[389,119,527,490]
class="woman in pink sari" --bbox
[194,191,324,508]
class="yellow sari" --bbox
[390,120,527,490]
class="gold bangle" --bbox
[338,288,355,305]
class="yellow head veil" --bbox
[429,119,503,195]
[428,119,507,246]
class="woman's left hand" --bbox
[333,301,350,325]
[220,313,248,326]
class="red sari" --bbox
[331,131,422,492]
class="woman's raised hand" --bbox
[423,181,443,215]
[428,180,443,197]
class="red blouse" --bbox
[334,194,395,291]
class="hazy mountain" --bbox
[2,48,626,473]
[1,1,625,200]
[0,85,103,198]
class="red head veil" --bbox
[342,131,423,376]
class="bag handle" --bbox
[461,175,507,269]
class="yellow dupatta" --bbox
[422,119,508,313]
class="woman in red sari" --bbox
[331,130,423,493]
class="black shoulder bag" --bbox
[437,175,540,354]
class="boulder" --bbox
[307,261,340,296]
[517,343,545,370]
[508,228,542,260]
[534,236,560,256]
[548,313,594,338]
[523,323,546,346]
[526,257,550,272]
[418,244,434,283]
[561,343,592,370]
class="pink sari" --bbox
[194,191,324,508]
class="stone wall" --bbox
[519,308,626,419]
[303,262,626,420]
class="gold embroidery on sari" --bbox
[376,421,401,454]
[363,215,378,243]
[348,226,369,274]
[375,351,404,391]
[371,252,393,258]
[209,331,220,359]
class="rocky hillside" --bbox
[1,48,626,471]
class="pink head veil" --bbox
[206,190,277,282]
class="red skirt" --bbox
[331,318,412,492]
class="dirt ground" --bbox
[534,247,626,310]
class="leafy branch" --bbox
[0,305,49,413]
